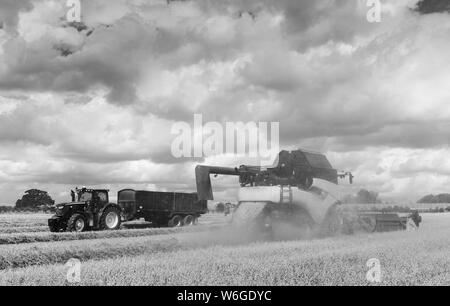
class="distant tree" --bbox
[417,194,450,204]
[341,189,381,204]
[437,194,450,203]
[356,189,381,204]
[417,194,435,203]
[15,189,55,209]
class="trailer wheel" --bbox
[168,215,182,227]
[183,215,194,226]
[66,213,87,232]
[100,207,122,230]
[192,216,198,225]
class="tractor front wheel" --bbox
[66,213,87,232]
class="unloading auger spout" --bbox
[196,149,352,201]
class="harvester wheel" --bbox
[231,202,270,240]
[290,209,315,239]
[100,207,122,230]
[183,215,194,226]
[66,213,87,232]
[168,215,182,227]
[359,216,377,233]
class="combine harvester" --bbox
[196,149,422,238]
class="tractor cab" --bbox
[72,187,110,208]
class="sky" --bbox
[0,0,449,204]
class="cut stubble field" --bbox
[0,212,449,285]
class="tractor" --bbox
[48,187,122,232]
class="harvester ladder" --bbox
[280,185,292,203]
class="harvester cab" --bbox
[195,149,421,238]
[48,187,122,233]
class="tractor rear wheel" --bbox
[100,207,122,230]
[66,213,87,232]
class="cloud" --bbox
[0,12,159,104]
[0,0,34,34]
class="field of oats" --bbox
[0,212,449,286]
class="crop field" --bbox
[0,212,449,285]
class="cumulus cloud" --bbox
[0,0,449,203]
[0,0,34,34]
